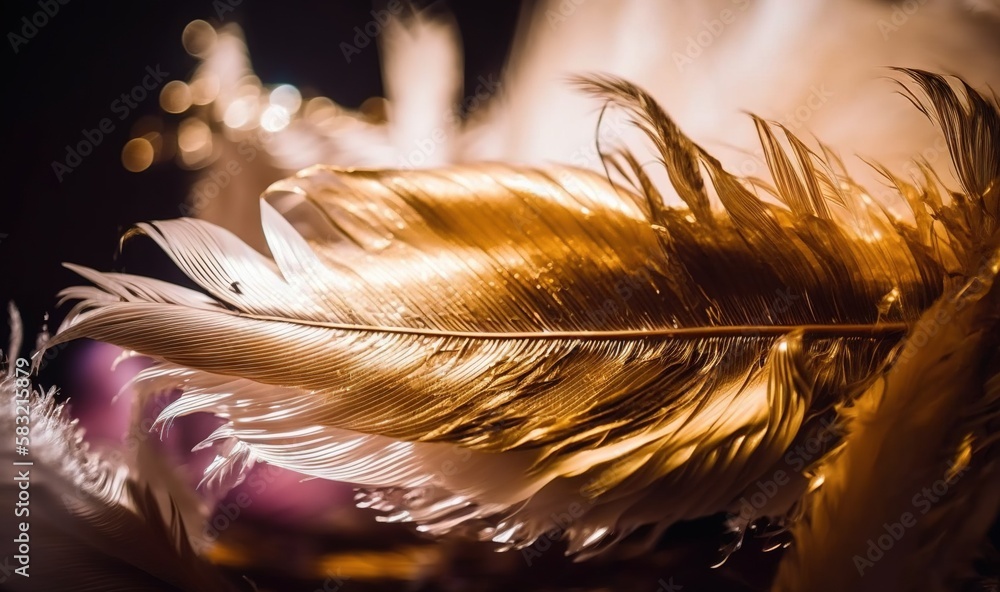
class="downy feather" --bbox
[0,304,244,591]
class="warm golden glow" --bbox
[238,76,263,97]
[189,74,220,106]
[204,542,441,582]
[178,118,211,152]
[223,96,258,129]
[181,20,217,57]
[304,96,338,120]
[313,547,441,581]
[122,138,154,172]
[260,104,290,132]
[359,96,389,124]
[160,80,192,114]
[269,84,302,113]
[178,117,214,168]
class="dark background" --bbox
[0,0,521,386]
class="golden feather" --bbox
[47,70,997,560]
[773,69,1000,592]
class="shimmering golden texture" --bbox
[775,70,1000,592]
[121,137,154,172]
[160,80,193,114]
[51,71,999,565]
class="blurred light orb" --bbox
[182,20,217,57]
[360,96,389,124]
[269,84,302,113]
[223,96,258,129]
[177,118,214,169]
[122,138,154,172]
[304,96,338,120]
[160,80,193,114]
[178,118,212,153]
[238,75,263,95]
[190,74,220,106]
[260,104,291,132]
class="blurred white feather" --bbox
[0,305,241,591]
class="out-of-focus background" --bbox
[0,0,519,374]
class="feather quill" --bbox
[47,70,990,559]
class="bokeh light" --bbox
[181,19,217,57]
[121,137,154,172]
[160,80,193,114]
[177,117,214,168]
